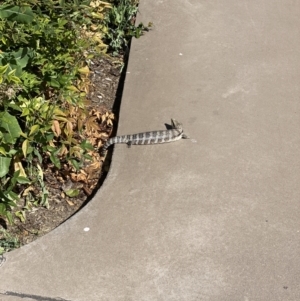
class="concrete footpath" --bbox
[1,0,300,300]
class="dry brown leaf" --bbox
[56,175,65,182]
[68,105,76,117]
[86,115,97,124]
[22,186,34,197]
[101,113,107,123]
[86,117,101,132]
[66,199,75,206]
[77,118,83,131]
[77,78,90,94]
[101,132,109,137]
[51,120,61,137]
[85,162,101,178]
[13,156,27,177]
[88,137,97,145]
[59,144,68,156]
[70,173,87,183]
[90,24,98,31]
[88,161,101,170]
[93,110,102,120]
[82,168,89,175]
[66,120,74,135]
[97,140,103,148]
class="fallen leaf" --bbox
[78,66,90,75]
[22,186,34,197]
[66,199,75,206]
[65,189,80,198]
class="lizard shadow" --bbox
[164,122,173,130]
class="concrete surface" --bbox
[1,0,300,300]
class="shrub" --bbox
[0,0,111,223]
[0,0,150,224]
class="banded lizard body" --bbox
[101,118,188,155]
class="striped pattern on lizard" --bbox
[101,118,188,155]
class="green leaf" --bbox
[15,210,26,222]
[70,159,79,171]
[8,103,23,112]
[22,139,29,157]
[6,211,14,224]
[83,153,92,161]
[9,170,20,187]
[33,148,42,164]
[8,75,21,83]
[0,48,34,77]
[0,203,7,216]
[47,145,56,152]
[7,149,17,156]
[50,152,61,169]
[80,140,94,151]
[0,111,22,144]
[0,147,7,155]
[11,48,34,69]
[48,78,60,88]
[36,163,43,180]
[65,189,80,198]
[0,5,34,24]
[16,176,30,184]
[0,64,8,75]
[0,191,12,204]
[7,191,19,203]
[21,107,30,117]
[0,156,11,178]
[29,124,40,136]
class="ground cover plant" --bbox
[0,0,150,254]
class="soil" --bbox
[0,54,125,248]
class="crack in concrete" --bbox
[0,291,74,301]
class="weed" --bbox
[104,0,151,54]
[0,228,20,254]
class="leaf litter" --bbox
[0,56,122,246]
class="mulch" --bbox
[0,55,123,246]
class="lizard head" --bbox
[171,118,183,130]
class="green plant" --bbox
[104,0,151,54]
[0,228,20,254]
[0,1,111,223]
[0,0,150,225]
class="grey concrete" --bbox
[1,0,300,300]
